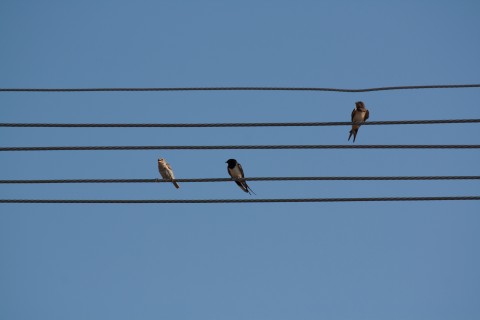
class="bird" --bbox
[226,158,255,195]
[157,158,180,189]
[348,101,370,143]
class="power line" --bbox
[2,176,480,184]
[1,196,479,204]
[1,119,479,128]
[1,145,479,152]
[1,84,480,93]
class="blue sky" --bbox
[1,1,479,319]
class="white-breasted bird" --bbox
[157,158,180,189]
[226,158,255,195]
[348,101,370,143]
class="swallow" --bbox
[348,101,370,143]
[157,158,180,189]
[226,159,255,195]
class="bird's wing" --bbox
[365,110,370,121]
[351,109,356,122]
[237,163,245,178]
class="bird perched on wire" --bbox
[348,101,370,143]
[226,158,255,195]
[157,158,180,189]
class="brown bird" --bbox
[226,159,255,195]
[348,101,370,143]
[157,158,180,189]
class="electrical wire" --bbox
[1,176,480,184]
[1,145,479,152]
[1,196,479,204]
[1,84,480,93]
[1,119,479,128]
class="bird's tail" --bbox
[348,126,359,143]
[236,180,256,195]
[244,182,256,195]
[235,181,248,193]
[173,180,180,189]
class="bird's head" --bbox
[226,159,237,166]
[355,101,365,109]
[158,158,165,163]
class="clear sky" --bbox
[1,1,479,319]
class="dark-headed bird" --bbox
[226,158,255,195]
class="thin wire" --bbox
[1,145,479,152]
[1,196,479,204]
[1,119,479,128]
[1,84,479,93]
[2,176,480,184]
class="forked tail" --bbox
[348,128,359,143]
